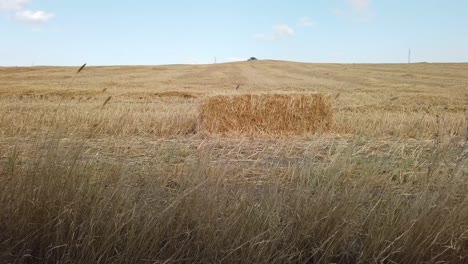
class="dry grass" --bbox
[1,61,467,139]
[0,97,198,137]
[0,61,468,263]
[1,136,467,263]
[199,93,333,136]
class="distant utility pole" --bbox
[214,57,217,64]
[408,48,411,64]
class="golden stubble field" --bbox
[1,60,467,139]
[0,60,468,263]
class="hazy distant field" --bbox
[1,61,467,263]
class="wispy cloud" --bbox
[0,0,28,10]
[255,24,295,41]
[348,0,372,12]
[0,0,53,24]
[15,10,53,23]
[299,17,316,27]
[332,8,345,17]
[224,57,246,62]
[333,0,374,21]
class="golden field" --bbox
[1,60,467,138]
[0,60,468,263]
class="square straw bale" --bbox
[199,93,333,135]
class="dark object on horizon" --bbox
[102,96,112,108]
[247,57,258,61]
[77,63,86,74]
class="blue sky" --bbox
[1,0,467,66]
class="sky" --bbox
[1,0,468,66]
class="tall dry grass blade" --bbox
[77,63,87,74]
[102,96,112,108]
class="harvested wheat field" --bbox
[1,60,468,263]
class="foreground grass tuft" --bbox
[1,136,467,263]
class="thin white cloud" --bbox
[273,25,294,39]
[254,33,267,40]
[334,0,374,21]
[332,8,345,17]
[348,0,372,12]
[0,0,28,10]
[0,0,53,24]
[255,24,295,41]
[15,10,53,23]
[299,17,316,27]
[224,57,246,62]
[184,56,213,65]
